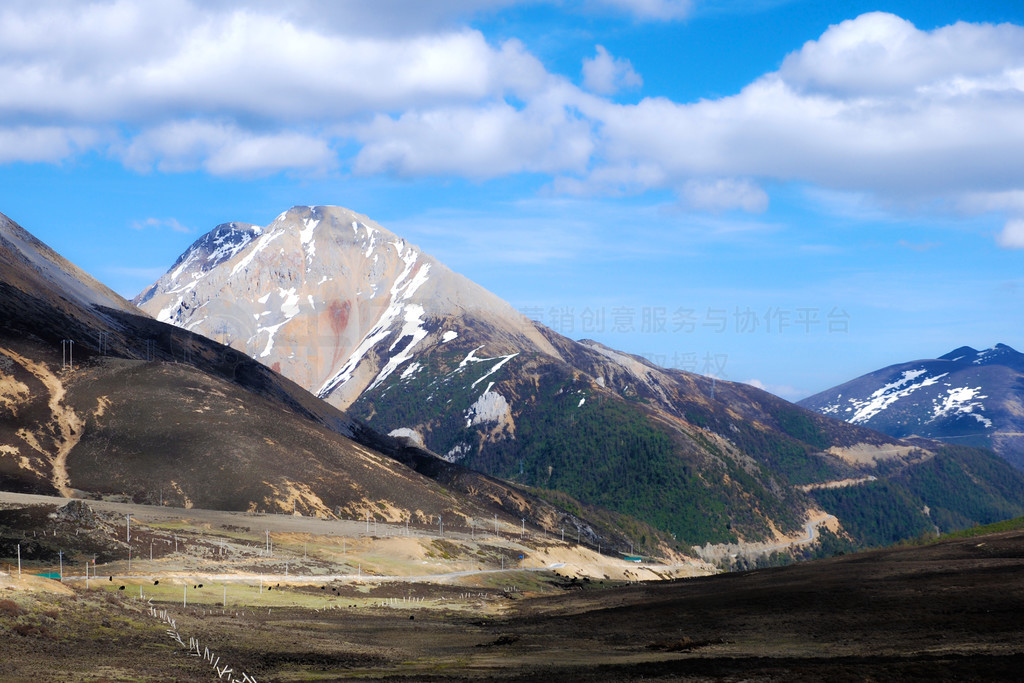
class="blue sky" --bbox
[1,0,1022,400]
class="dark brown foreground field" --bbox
[4,528,1024,681]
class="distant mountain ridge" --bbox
[799,344,1024,466]
[136,205,1024,550]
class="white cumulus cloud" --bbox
[583,12,1024,211]
[0,2,1023,238]
[582,46,643,95]
[0,1,551,175]
[119,121,335,176]
[0,126,97,164]
[778,12,1024,97]
[353,83,597,179]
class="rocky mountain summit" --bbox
[136,205,552,410]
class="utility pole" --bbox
[438,515,442,538]
[126,514,131,543]
[61,339,74,370]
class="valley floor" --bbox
[2,494,1024,680]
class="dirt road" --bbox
[693,512,836,563]
[0,490,457,539]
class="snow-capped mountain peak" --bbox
[800,344,1024,466]
[135,205,558,410]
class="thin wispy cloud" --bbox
[130,217,193,234]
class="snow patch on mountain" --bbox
[317,252,432,398]
[279,287,300,318]
[169,256,196,283]
[368,303,429,391]
[167,225,260,284]
[471,353,519,389]
[459,346,486,368]
[300,216,319,260]
[845,369,948,424]
[974,346,1011,365]
[231,229,283,277]
[156,301,179,323]
[257,320,287,358]
[930,386,992,427]
[454,345,518,388]
[363,226,378,257]
[400,362,422,380]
